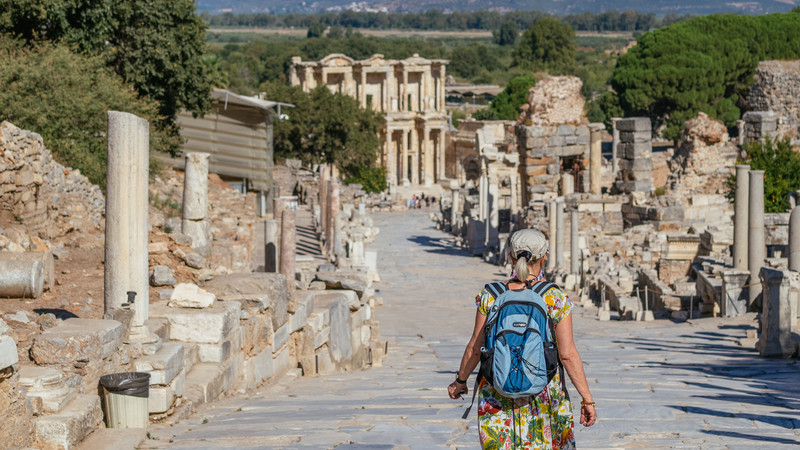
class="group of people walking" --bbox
[448,228,596,449]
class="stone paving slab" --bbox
[142,211,800,449]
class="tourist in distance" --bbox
[447,229,596,449]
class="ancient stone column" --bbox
[451,189,459,233]
[319,165,328,234]
[438,130,447,181]
[748,169,766,308]
[757,268,798,357]
[386,133,397,187]
[611,117,620,176]
[264,218,279,273]
[479,171,488,221]
[733,165,750,271]
[401,131,409,185]
[105,111,149,332]
[556,201,566,270]
[487,176,500,247]
[182,152,211,256]
[547,201,557,272]
[423,127,434,186]
[589,123,603,195]
[570,209,579,275]
[561,173,574,196]
[0,260,44,298]
[280,209,296,291]
[510,174,518,222]
[736,120,745,146]
[327,179,340,258]
[790,206,800,272]
[411,128,420,185]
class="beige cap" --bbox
[509,228,548,261]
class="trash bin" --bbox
[99,372,150,428]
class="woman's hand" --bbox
[580,403,596,426]
[447,380,468,399]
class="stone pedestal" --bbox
[748,170,766,309]
[280,209,296,291]
[757,268,798,358]
[105,111,149,333]
[789,206,800,272]
[182,152,211,256]
[733,165,750,271]
[721,270,750,317]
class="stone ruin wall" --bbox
[0,121,104,245]
[516,76,590,202]
[741,60,800,143]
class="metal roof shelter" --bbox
[154,88,292,214]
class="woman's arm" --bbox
[447,308,487,399]
[554,313,597,426]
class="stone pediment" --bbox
[360,54,386,65]
[320,54,355,67]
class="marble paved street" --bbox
[142,210,799,449]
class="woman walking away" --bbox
[447,228,596,449]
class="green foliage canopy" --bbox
[473,75,536,121]
[493,21,518,46]
[0,43,179,189]
[513,18,576,72]
[727,139,800,213]
[0,0,211,121]
[261,82,383,181]
[609,12,800,141]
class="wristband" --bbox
[581,401,596,407]
[455,376,467,384]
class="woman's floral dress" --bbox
[474,280,576,450]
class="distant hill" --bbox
[198,0,798,15]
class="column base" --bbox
[402,179,410,187]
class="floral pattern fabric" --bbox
[474,282,576,450]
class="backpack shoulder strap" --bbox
[484,281,508,300]
[532,280,558,296]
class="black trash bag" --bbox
[99,372,150,398]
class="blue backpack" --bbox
[462,280,561,418]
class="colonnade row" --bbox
[382,126,447,186]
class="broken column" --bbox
[789,206,800,272]
[450,188,459,233]
[326,179,340,258]
[614,117,652,194]
[547,200,557,272]
[570,209,579,275]
[319,164,328,232]
[748,169,766,309]
[757,268,798,357]
[611,117,620,176]
[487,175,499,247]
[733,165,750,271]
[181,152,211,256]
[280,209,296,291]
[105,111,149,335]
[556,201,565,270]
[589,123,603,195]
[264,218,279,273]
[0,260,44,298]
[561,173,574,196]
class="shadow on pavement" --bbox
[701,427,800,445]
[407,235,475,258]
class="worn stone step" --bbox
[184,363,228,406]
[31,318,123,364]
[18,365,75,414]
[74,428,145,450]
[34,394,102,450]
[133,341,184,385]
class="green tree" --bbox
[0,0,211,121]
[513,18,576,72]
[0,42,179,189]
[448,43,498,80]
[609,12,800,141]
[476,75,536,121]
[493,21,518,46]
[727,138,800,213]
[307,21,326,38]
[327,25,344,39]
[261,82,383,180]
